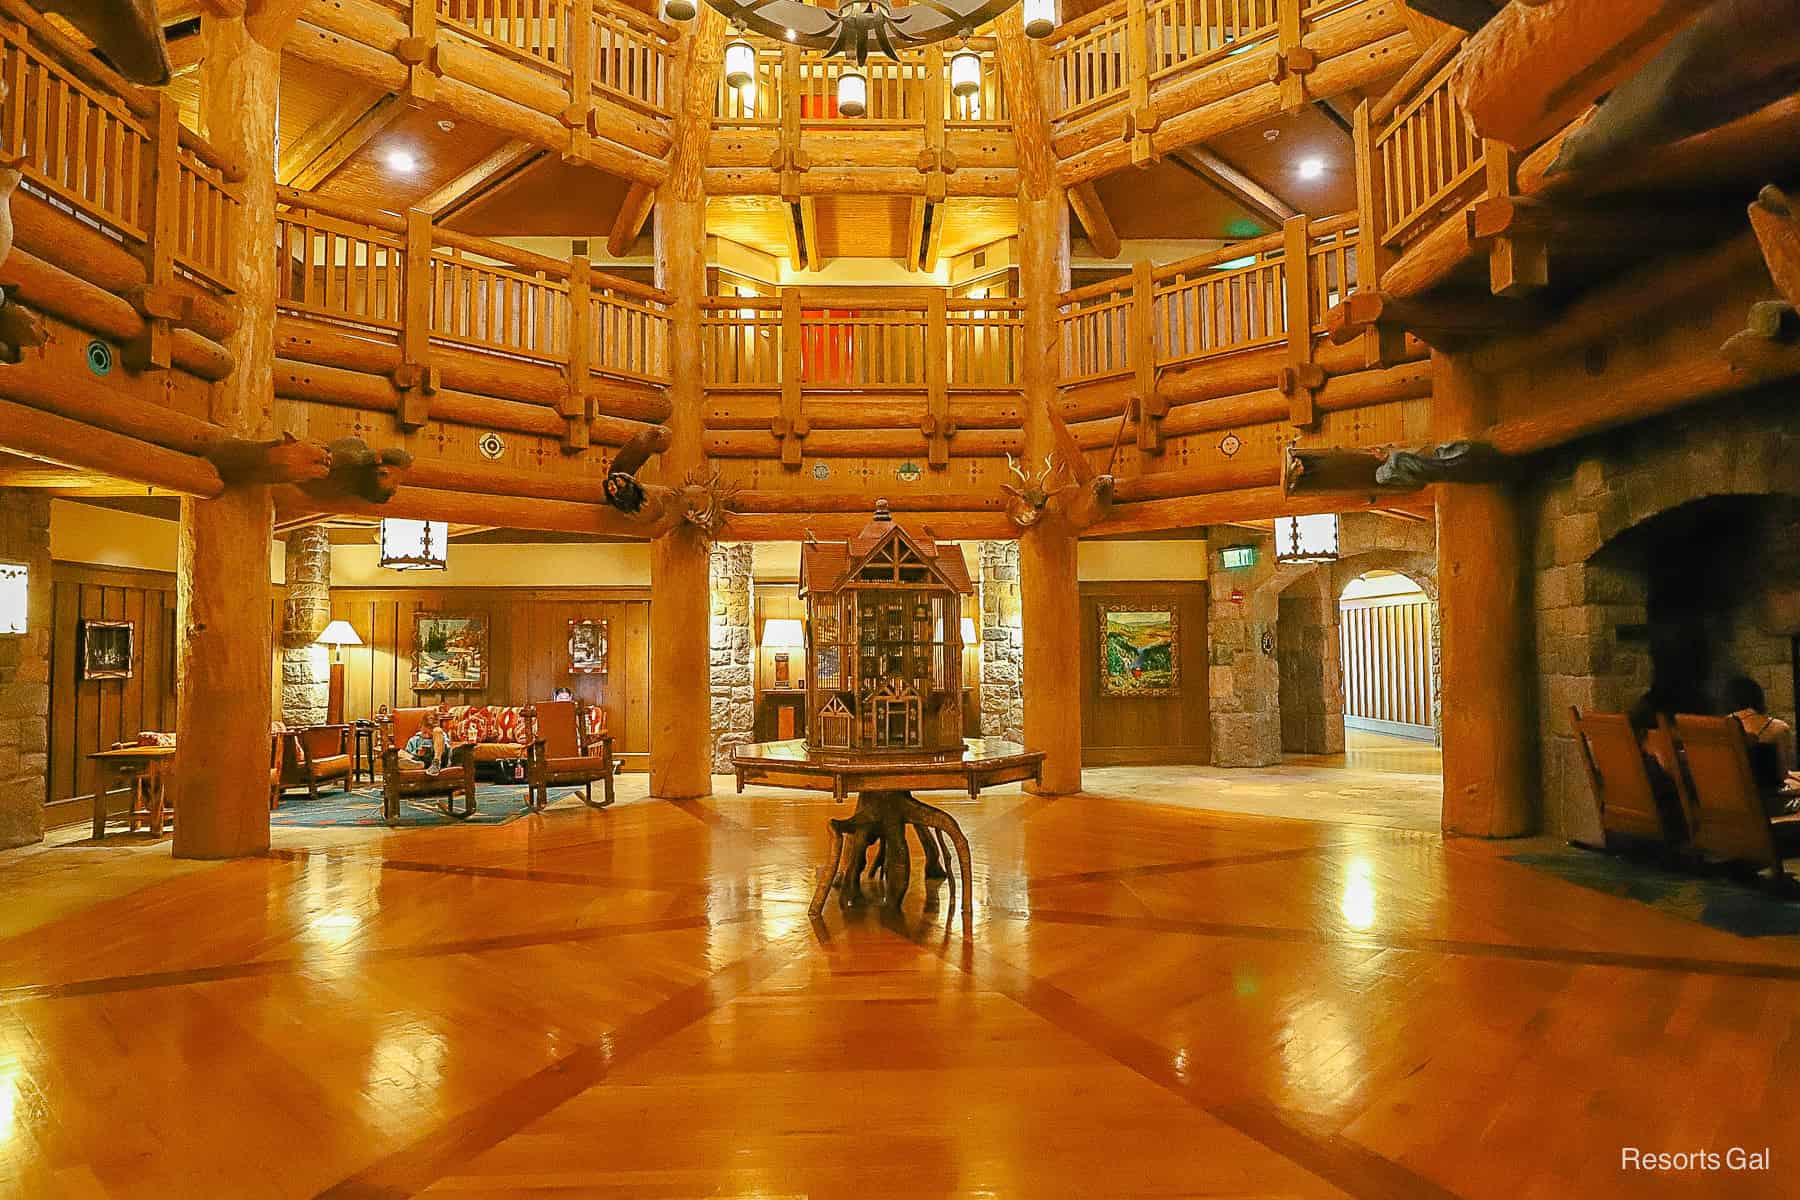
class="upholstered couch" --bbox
[378,703,537,767]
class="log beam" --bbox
[1068,181,1121,260]
[1168,145,1297,227]
[608,181,657,257]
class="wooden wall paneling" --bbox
[47,575,80,806]
[1077,581,1210,766]
[1340,592,1433,736]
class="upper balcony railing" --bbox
[0,7,239,297]
[1057,213,1359,385]
[1370,52,1484,251]
[698,295,1024,392]
[274,188,671,388]
[712,40,1009,131]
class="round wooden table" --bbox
[733,738,1046,925]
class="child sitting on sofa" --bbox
[401,710,455,776]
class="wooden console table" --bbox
[733,738,1045,924]
[87,745,178,839]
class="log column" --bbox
[1432,350,1533,837]
[279,526,331,726]
[648,13,723,799]
[1018,188,1082,795]
[173,7,289,858]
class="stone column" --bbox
[1434,350,1533,837]
[978,541,1024,743]
[0,490,50,849]
[172,8,292,859]
[279,526,331,726]
[709,543,753,772]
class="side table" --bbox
[352,721,377,784]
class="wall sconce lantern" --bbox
[378,519,448,571]
[0,561,26,634]
[1273,513,1340,563]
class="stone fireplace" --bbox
[1530,391,1800,840]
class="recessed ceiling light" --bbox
[436,118,455,132]
[785,27,796,40]
[1297,157,1325,179]
[1263,128,1280,141]
[385,149,418,173]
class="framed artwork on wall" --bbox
[80,619,135,681]
[568,618,609,674]
[411,613,488,691]
[1098,603,1179,697]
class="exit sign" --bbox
[1220,545,1257,570]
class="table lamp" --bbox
[762,617,805,687]
[317,619,362,725]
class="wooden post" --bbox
[1352,99,1403,366]
[779,43,802,200]
[1130,258,1164,456]
[777,288,805,468]
[1274,0,1314,113]
[925,289,950,468]
[1125,0,1155,166]
[398,208,434,429]
[1433,349,1532,838]
[648,10,723,800]
[176,5,294,860]
[924,46,948,202]
[401,0,438,105]
[563,0,595,163]
[129,92,179,371]
[1282,213,1322,428]
[1482,141,1546,298]
[564,250,592,452]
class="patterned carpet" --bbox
[269,782,591,828]
[1506,850,1800,938]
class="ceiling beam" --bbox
[921,201,946,272]
[417,139,541,218]
[1169,146,1298,229]
[798,195,823,271]
[607,181,657,257]
[1068,181,1121,259]
[778,199,803,269]
[1314,97,1354,137]
[905,196,927,271]
[281,92,406,190]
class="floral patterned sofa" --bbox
[377,703,536,767]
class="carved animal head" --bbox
[324,437,413,504]
[267,433,332,484]
[1001,453,1071,529]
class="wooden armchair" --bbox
[269,731,284,811]
[374,713,477,822]
[280,724,352,802]
[525,699,615,811]
[1570,707,1684,848]
[1668,714,1800,887]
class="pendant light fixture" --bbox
[836,67,867,118]
[1022,0,1058,39]
[724,34,756,93]
[949,45,981,99]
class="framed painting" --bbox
[568,618,609,674]
[1098,603,1179,697]
[80,619,135,681]
[411,613,488,691]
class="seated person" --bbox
[1724,676,1797,815]
[401,711,456,776]
[1628,693,1686,841]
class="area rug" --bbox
[1505,851,1800,938]
[269,783,587,828]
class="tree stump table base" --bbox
[809,790,974,924]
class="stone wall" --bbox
[1527,391,1800,840]
[1209,512,1436,767]
[709,542,754,773]
[0,490,51,849]
[978,541,1024,743]
[278,525,331,727]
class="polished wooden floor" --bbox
[3,770,1797,1198]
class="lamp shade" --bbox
[1022,0,1057,38]
[378,518,447,571]
[316,619,363,647]
[662,0,695,19]
[724,38,755,92]
[836,69,867,117]
[949,48,981,98]
[761,617,806,648]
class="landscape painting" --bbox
[1100,604,1179,697]
[412,613,488,691]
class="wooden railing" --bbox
[419,0,675,117]
[275,188,670,388]
[1370,54,1484,249]
[712,40,1008,130]
[700,293,1023,391]
[1044,0,1365,128]
[0,11,240,304]
[1058,213,1359,381]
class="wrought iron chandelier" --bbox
[662,0,1059,117]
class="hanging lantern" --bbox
[836,68,867,117]
[1272,514,1340,563]
[724,37,756,92]
[662,0,695,20]
[1022,0,1057,39]
[378,519,448,571]
[949,48,982,99]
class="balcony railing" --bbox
[0,9,239,299]
[1058,212,1360,383]
[275,187,671,388]
[712,40,1009,131]
[1370,54,1484,250]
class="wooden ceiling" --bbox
[707,196,797,263]
[442,155,633,237]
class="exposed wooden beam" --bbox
[607,182,657,257]
[798,195,822,271]
[921,201,946,272]
[1169,146,1297,228]
[166,29,205,71]
[417,139,540,218]
[779,199,803,269]
[1068,181,1121,260]
[1400,1,1497,37]
[1313,97,1354,137]
[906,195,928,271]
[281,92,406,191]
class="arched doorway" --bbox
[1337,570,1440,772]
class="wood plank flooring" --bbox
[1,771,1797,1198]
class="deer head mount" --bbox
[1002,452,1117,531]
[1001,453,1068,528]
